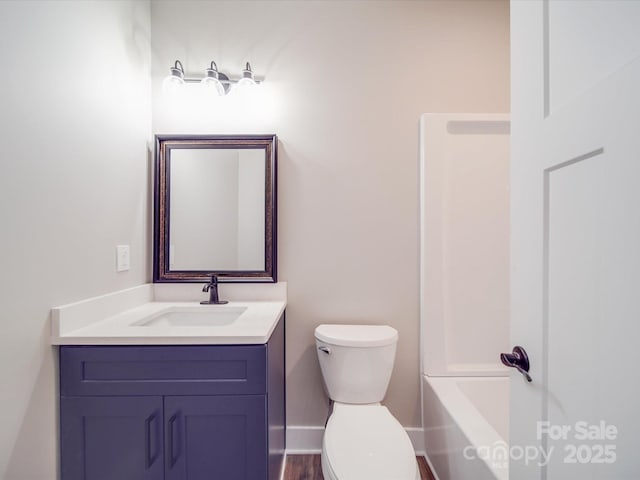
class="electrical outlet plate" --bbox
[116,245,130,272]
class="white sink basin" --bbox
[132,306,247,327]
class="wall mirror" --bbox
[153,134,277,282]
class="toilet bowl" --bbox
[322,403,419,480]
[315,324,419,480]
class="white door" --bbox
[510,1,640,479]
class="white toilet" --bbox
[315,324,419,480]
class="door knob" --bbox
[500,346,532,382]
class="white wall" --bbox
[0,1,151,478]
[0,2,508,476]
[151,0,509,431]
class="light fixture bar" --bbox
[163,59,263,96]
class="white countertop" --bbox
[51,283,286,345]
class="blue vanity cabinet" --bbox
[60,396,163,480]
[59,313,285,480]
[164,395,267,480]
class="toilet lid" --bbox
[315,324,398,347]
[324,404,416,480]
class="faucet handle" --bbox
[202,275,217,292]
[200,275,228,305]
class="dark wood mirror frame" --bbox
[153,134,277,283]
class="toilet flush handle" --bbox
[318,346,331,355]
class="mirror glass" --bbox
[154,135,276,282]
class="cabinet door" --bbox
[61,396,163,480]
[165,395,267,480]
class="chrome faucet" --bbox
[201,275,228,305]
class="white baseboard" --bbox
[406,427,426,455]
[285,426,425,455]
[286,426,325,453]
[423,453,441,480]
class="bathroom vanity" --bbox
[52,284,286,480]
[54,134,284,479]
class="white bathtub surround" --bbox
[51,282,287,345]
[420,113,511,480]
[422,376,508,480]
[420,113,511,378]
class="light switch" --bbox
[116,245,130,272]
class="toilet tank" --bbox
[315,324,398,404]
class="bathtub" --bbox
[422,376,509,480]
[420,114,511,479]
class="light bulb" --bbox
[237,77,256,87]
[237,62,257,86]
[162,75,184,94]
[201,61,226,96]
[201,77,225,96]
[162,60,185,95]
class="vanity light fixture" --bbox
[163,59,261,96]
[237,62,257,86]
[200,61,227,96]
[162,60,185,94]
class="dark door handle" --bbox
[145,412,159,469]
[168,413,180,468]
[500,346,532,382]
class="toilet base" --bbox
[321,403,419,480]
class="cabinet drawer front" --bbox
[60,345,266,396]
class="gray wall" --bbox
[0,1,151,478]
[151,0,510,430]
[0,1,508,478]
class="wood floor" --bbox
[283,454,436,480]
